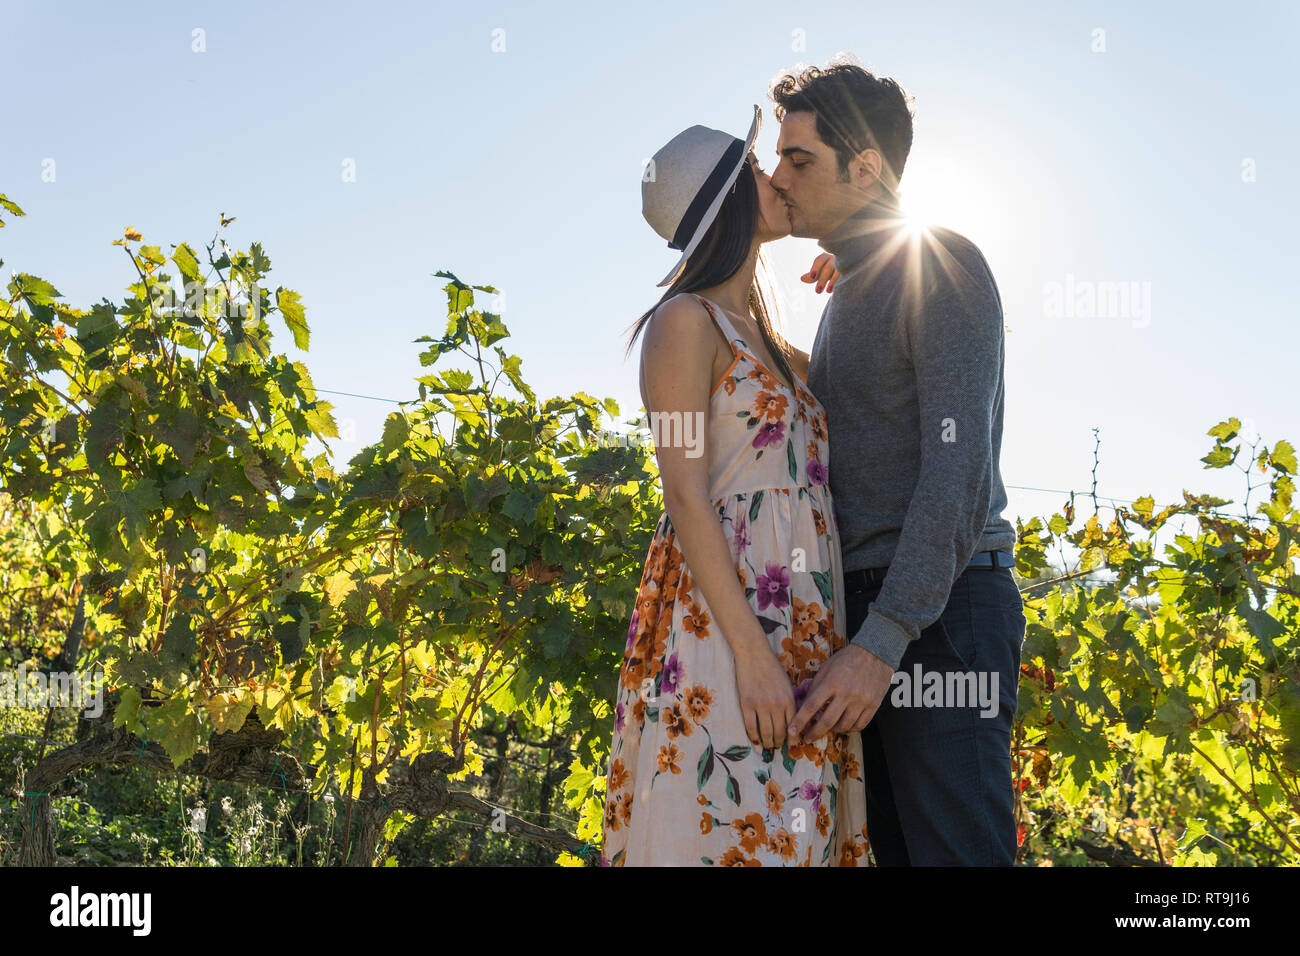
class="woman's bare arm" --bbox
[639,294,796,748]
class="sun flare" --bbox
[896,159,1007,249]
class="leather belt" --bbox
[844,549,1014,595]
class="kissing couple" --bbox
[601,58,1026,867]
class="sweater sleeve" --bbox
[847,240,1005,669]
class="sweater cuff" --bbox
[848,609,914,671]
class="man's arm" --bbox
[789,237,1006,743]
[848,238,1005,669]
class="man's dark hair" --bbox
[770,61,915,184]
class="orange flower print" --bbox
[623,658,647,690]
[608,758,629,792]
[816,803,831,837]
[676,569,694,599]
[700,812,714,835]
[840,747,862,781]
[646,538,669,582]
[620,595,661,689]
[723,376,737,396]
[658,744,683,775]
[732,812,767,854]
[684,684,714,722]
[807,636,831,669]
[605,797,621,832]
[652,603,674,650]
[720,846,760,866]
[787,737,827,767]
[631,698,646,724]
[811,412,828,442]
[765,778,785,815]
[663,547,683,588]
[663,566,683,600]
[683,601,712,638]
[755,390,789,422]
[840,839,866,866]
[812,508,827,537]
[767,828,798,861]
[779,633,819,683]
[662,703,694,739]
[747,364,779,391]
[623,598,669,690]
[791,596,825,643]
[619,792,634,825]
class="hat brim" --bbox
[657,105,763,288]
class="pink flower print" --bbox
[755,562,790,611]
[625,609,640,653]
[753,420,785,449]
[734,515,751,552]
[793,679,812,710]
[798,779,823,812]
[662,652,683,695]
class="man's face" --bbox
[771,109,874,239]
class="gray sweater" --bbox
[807,194,1017,670]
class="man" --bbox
[772,61,1027,865]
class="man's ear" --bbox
[850,148,883,189]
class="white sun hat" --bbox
[642,105,763,287]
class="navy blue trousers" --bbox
[847,564,1026,866]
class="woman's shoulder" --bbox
[643,293,728,348]
[649,291,710,323]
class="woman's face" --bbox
[749,151,792,244]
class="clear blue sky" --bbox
[5,0,1297,532]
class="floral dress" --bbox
[600,294,870,867]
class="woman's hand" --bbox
[732,632,797,750]
[800,252,839,294]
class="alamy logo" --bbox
[49,886,151,936]
[1042,274,1151,327]
[590,410,706,458]
[0,665,103,718]
[890,664,1000,718]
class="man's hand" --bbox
[801,252,839,294]
[789,644,894,742]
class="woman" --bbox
[599,106,867,866]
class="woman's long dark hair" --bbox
[624,159,797,390]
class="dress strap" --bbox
[692,295,745,355]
